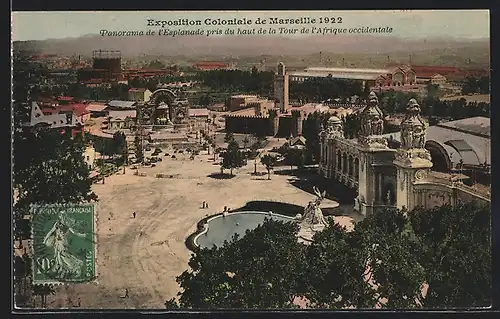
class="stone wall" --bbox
[225,115,274,136]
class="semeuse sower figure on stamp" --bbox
[43,213,87,278]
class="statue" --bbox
[300,186,328,228]
[326,115,344,139]
[395,99,432,163]
[359,92,385,139]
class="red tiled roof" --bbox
[74,108,90,117]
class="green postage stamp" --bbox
[31,203,96,285]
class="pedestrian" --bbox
[224,206,227,212]
[125,288,129,298]
[77,298,81,307]
[202,201,206,209]
[133,212,136,219]
[206,203,209,209]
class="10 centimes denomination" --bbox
[31,204,96,285]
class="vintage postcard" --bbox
[12,10,491,310]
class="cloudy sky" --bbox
[12,10,489,41]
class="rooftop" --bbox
[304,67,391,74]
[86,103,108,112]
[106,100,137,109]
[382,117,490,166]
[188,108,210,117]
[108,110,137,119]
[289,71,381,81]
[437,116,490,138]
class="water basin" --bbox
[194,211,296,249]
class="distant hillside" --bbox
[13,35,489,60]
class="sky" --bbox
[12,10,490,41]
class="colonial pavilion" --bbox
[318,92,490,216]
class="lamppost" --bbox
[254,158,257,174]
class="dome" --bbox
[328,115,341,124]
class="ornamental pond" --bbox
[194,211,296,249]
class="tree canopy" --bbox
[13,54,99,307]
[289,77,364,102]
[220,140,245,176]
[169,220,307,309]
[260,154,278,180]
[196,69,274,97]
[166,202,491,309]
[13,56,98,239]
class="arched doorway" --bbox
[425,141,451,172]
[148,89,177,124]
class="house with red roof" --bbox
[37,100,91,124]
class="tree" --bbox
[14,128,98,239]
[304,220,376,308]
[168,219,307,309]
[112,131,127,156]
[408,202,491,308]
[199,94,212,106]
[13,54,99,308]
[461,77,478,95]
[353,208,425,308]
[478,76,490,94]
[343,113,361,139]
[425,83,440,100]
[224,132,235,144]
[134,135,144,163]
[302,112,330,164]
[260,154,278,180]
[285,147,306,170]
[166,203,491,309]
[242,135,250,149]
[220,140,245,175]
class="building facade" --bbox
[318,92,490,216]
[128,88,152,102]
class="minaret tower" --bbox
[355,92,389,216]
[393,99,433,212]
[274,62,289,113]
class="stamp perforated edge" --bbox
[29,203,99,286]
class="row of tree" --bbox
[379,90,490,119]
[196,67,275,96]
[461,76,490,95]
[166,202,491,309]
[289,76,366,102]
